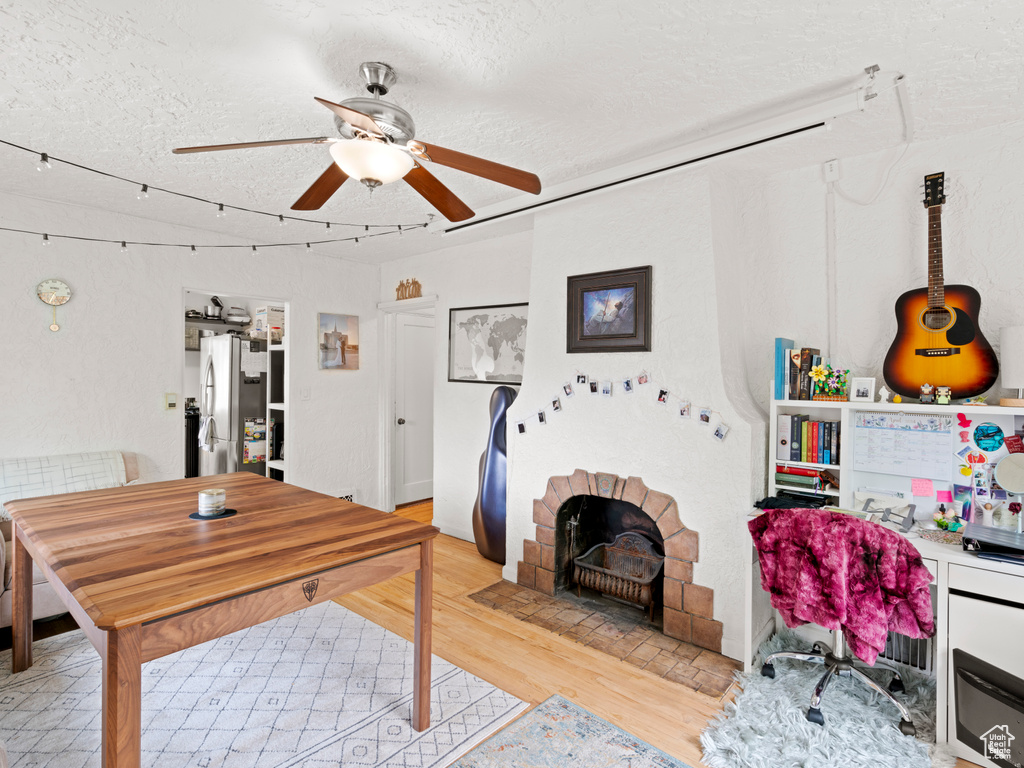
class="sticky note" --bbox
[936,490,953,503]
[911,478,934,497]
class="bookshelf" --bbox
[768,383,1024,509]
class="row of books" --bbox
[774,465,840,494]
[777,415,840,465]
[773,338,821,400]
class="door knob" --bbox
[397,418,406,425]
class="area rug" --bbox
[448,695,694,767]
[700,629,956,768]
[0,601,527,767]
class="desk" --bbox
[5,472,438,768]
[745,512,1024,765]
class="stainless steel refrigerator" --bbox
[198,335,268,477]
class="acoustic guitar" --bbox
[882,172,998,398]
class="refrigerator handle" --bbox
[201,355,215,418]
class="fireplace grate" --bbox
[573,532,664,620]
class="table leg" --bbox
[413,538,433,731]
[102,624,142,767]
[12,525,33,673]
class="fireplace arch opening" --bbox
[516,469,724,653]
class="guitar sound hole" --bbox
[923,308,952,330]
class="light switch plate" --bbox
[165,393,177,410]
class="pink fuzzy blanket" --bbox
[749,508,935,664]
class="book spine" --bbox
[789,350,801,400]
[801,420,809,462]
[817,421,824,464]
[777,415,792,461]
[798,348,820,401]
[776,465,819,477]
[774,338,794,400]
[832,421,840,464]
[823,422,832,465]
[790,415,802,461]
[775,473,817,487]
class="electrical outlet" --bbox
[823,159,840,183]
[165,393,177,410]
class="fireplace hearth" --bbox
[517,469,723,653]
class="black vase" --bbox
[472,386,517,564]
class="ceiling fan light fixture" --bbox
[329,139,414,188]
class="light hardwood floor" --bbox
[339,502,724,766]
[343,501,977,768]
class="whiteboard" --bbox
[852,412,954,481]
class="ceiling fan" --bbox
[172,62,542,222]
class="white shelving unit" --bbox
[769,393,844,502]
[266,336,287,482]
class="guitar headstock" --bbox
[923,172,946,208]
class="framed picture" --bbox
[566,266,651,353]
[850,377,876,402]
[448,303,528,383]
[318,313,359,370]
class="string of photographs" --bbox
[514,370,731,442]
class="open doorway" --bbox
[182,289,288,482]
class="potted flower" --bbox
[811,363,849,402]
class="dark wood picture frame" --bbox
[448,302,529,384]
[567,266,651,353]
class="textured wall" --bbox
[379,229,533,539]
[1,192,382,503]
[503,173,759,661]
[739,120,1024,415]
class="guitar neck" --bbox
[928,204,945,308]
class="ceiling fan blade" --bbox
[172,137,330,154]
[291,163,349,210]
[408,141,541,195]
[314,97,385,138]
[403,165,475,222]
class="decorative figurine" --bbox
[878,385,891,403]
[893,394,903,403]
[919,383,936,404]
[936,386,952,405]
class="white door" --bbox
[394,313,435,504]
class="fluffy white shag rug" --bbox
[700,629,956,768]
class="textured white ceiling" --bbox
[3,0,1023,263]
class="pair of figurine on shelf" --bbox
[877,383,969,405]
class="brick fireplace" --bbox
[516,468,724,653]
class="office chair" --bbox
[749,507,935,736]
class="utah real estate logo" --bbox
[981,724,1015,762]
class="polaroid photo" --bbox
[713,424,730,442]
[516,421,526,434]
[576,374,588,385]
[657,389,669,404]
[563,382,574,397]
[699,408,712,424]
[538,410,547,425]
[955,445,973,460]
[589,381,599,394]
[600,381,612,396]
[679,401,691,418]
[622,378,634,393]
[551,398,562,412]
[993,489,1008,501]
[637,373,649,385]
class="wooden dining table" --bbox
[5,472,439,767]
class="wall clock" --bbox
[37,278,72,331]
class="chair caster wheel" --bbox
[899,719,916,737]
[761,663,775,679]
[812,643,823,654]
[807,707,825,726]
[889,676,905,694]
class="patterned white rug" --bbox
[0,601,527,767]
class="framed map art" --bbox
[448,303,528,383]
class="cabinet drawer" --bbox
[949,563,1024,605]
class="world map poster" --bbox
[449,303,528,383]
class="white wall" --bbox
[2,192,382,504]
[379,229,533,541]
[503,173,762,661]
